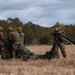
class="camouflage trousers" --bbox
[38,41,67,60]
[54,41,66,58]
[0,46,6,59]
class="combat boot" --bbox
[11,52,16,60]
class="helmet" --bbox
[0,26,3,30]
[8,27,13,31]
[55,22,61,27]
[17,27,22,32]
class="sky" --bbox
[0,0,75,27]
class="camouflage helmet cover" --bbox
[17,27,22,32]
[8,27,13,31]
[55,22,61,27]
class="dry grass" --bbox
[0,45,75,75]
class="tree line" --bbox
[0,17,75,45]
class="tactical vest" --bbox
[9,31,21,43]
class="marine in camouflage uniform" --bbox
[17,27,24,46]
[7,27,21,59]
[17,27,38,60]
[0,26,6,59]
[38,22,67,60]
[52,22,66,58]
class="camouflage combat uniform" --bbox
[52,22,66,58]
[0,27,6,59]
[7,28,21,58]
[17,27,24,45]
[19,32,24,45]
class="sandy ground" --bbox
[0,45,75,75]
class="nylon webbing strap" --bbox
[58,34,75,45]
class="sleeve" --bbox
[0,32,6,43]
[8,32,13,41]
[61,29,65,36]
[51,29,55,36]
